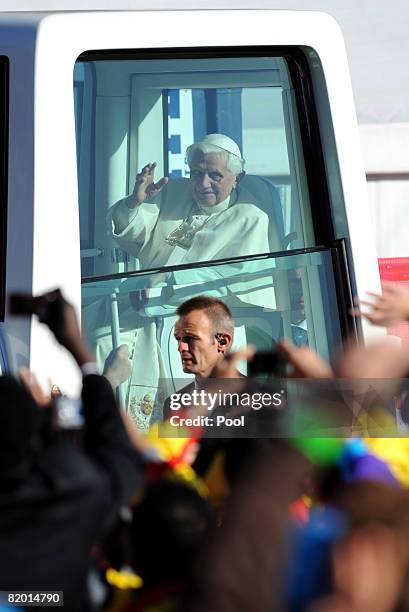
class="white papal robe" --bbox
[83,178,280,430]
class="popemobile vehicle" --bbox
[0,8,382,418]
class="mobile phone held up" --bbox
[248,347,287,377]
[9,289,63,327]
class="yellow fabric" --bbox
[143,423,208,496]
[145,423,192,463]
[365,437,409,487]
[105,568,143,590]
[202,450,230,505]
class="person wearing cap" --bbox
[108,133,275,269]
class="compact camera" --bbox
[9,289,63,327]
[248,347,287,377]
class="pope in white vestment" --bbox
[84,134,281,430]
[109,176,274,269]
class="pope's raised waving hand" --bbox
[130,162,168,208]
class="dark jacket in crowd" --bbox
[0,374,143,611]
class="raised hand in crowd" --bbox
[337,338,409,380]
[351,281,409,327]
[10,288,94,367]
[276,336,409,382]
[19,367,61,407]
[208,340,333,381]
[38,290,94,367]
[277,339,334,379]
[210,345,256,379]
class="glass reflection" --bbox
[82,250,340,430]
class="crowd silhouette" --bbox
[2,283,409,611]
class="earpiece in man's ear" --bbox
[215,333,228,346]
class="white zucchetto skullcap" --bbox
[200,133,242,159]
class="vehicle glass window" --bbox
[74,51,350,423]
[74,55,315,281]
[82,248,342,425]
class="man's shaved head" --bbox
[176,296,234,339]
